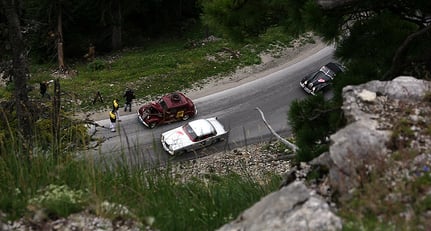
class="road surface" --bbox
[83,45,336,167]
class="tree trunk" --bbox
[57,5,65,71]
[111,1,122,51]
[1,0,33,152]
[52,79,61,159]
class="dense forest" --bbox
[1,0,431,159]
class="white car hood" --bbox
[162,127,193,151]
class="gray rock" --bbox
[327,76,429,198]
[357,89,377,102]
[342,76,431,123]
[310,152,333,168]
[328,120,390,196]
[217,181,342,231]
[344,76,431,101]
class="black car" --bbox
[300,62,344,95]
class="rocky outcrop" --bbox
[216,181,342,231]
[0,210,145,231]
[319,76,431,197]
[219,76,431,230]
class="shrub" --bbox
[288,95,342,161]
[87,59,107,71]
[28,184,88,218]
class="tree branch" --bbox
[255,107,298,153]
[383,24,431,79]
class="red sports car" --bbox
[137,92,197,128]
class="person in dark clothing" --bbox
[40,80,52,99]
[40,81,48,98]
[123,88,135,112]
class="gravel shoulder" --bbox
[80,36,327,121]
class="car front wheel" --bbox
[148,122,157,129]
[182,114,190,121]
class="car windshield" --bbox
[147,106,158,114]
[183,124,197,141]
[319,66,334,77]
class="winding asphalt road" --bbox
[84,45,335,167]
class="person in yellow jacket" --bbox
[112,98,120,121]
[109,110,117,132]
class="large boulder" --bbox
[217,181,342,231]
[327,120,390,196]
[319,76,431,197]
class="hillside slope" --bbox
[81,35,326,121]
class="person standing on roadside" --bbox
[40,80,53,99]
[109,110,117,132]
[123,87,135,112]
[112,98,120,121]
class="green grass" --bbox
[0,142,280,230]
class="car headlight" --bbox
[312,87,316,92]
[303,81,307,85]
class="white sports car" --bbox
[160,117,228,155]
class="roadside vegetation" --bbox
[0,139,281,230]
[0,26,294,230]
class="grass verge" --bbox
[0,142,280,230]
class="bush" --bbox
[87,59,107,71]
[28,184,88,218]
